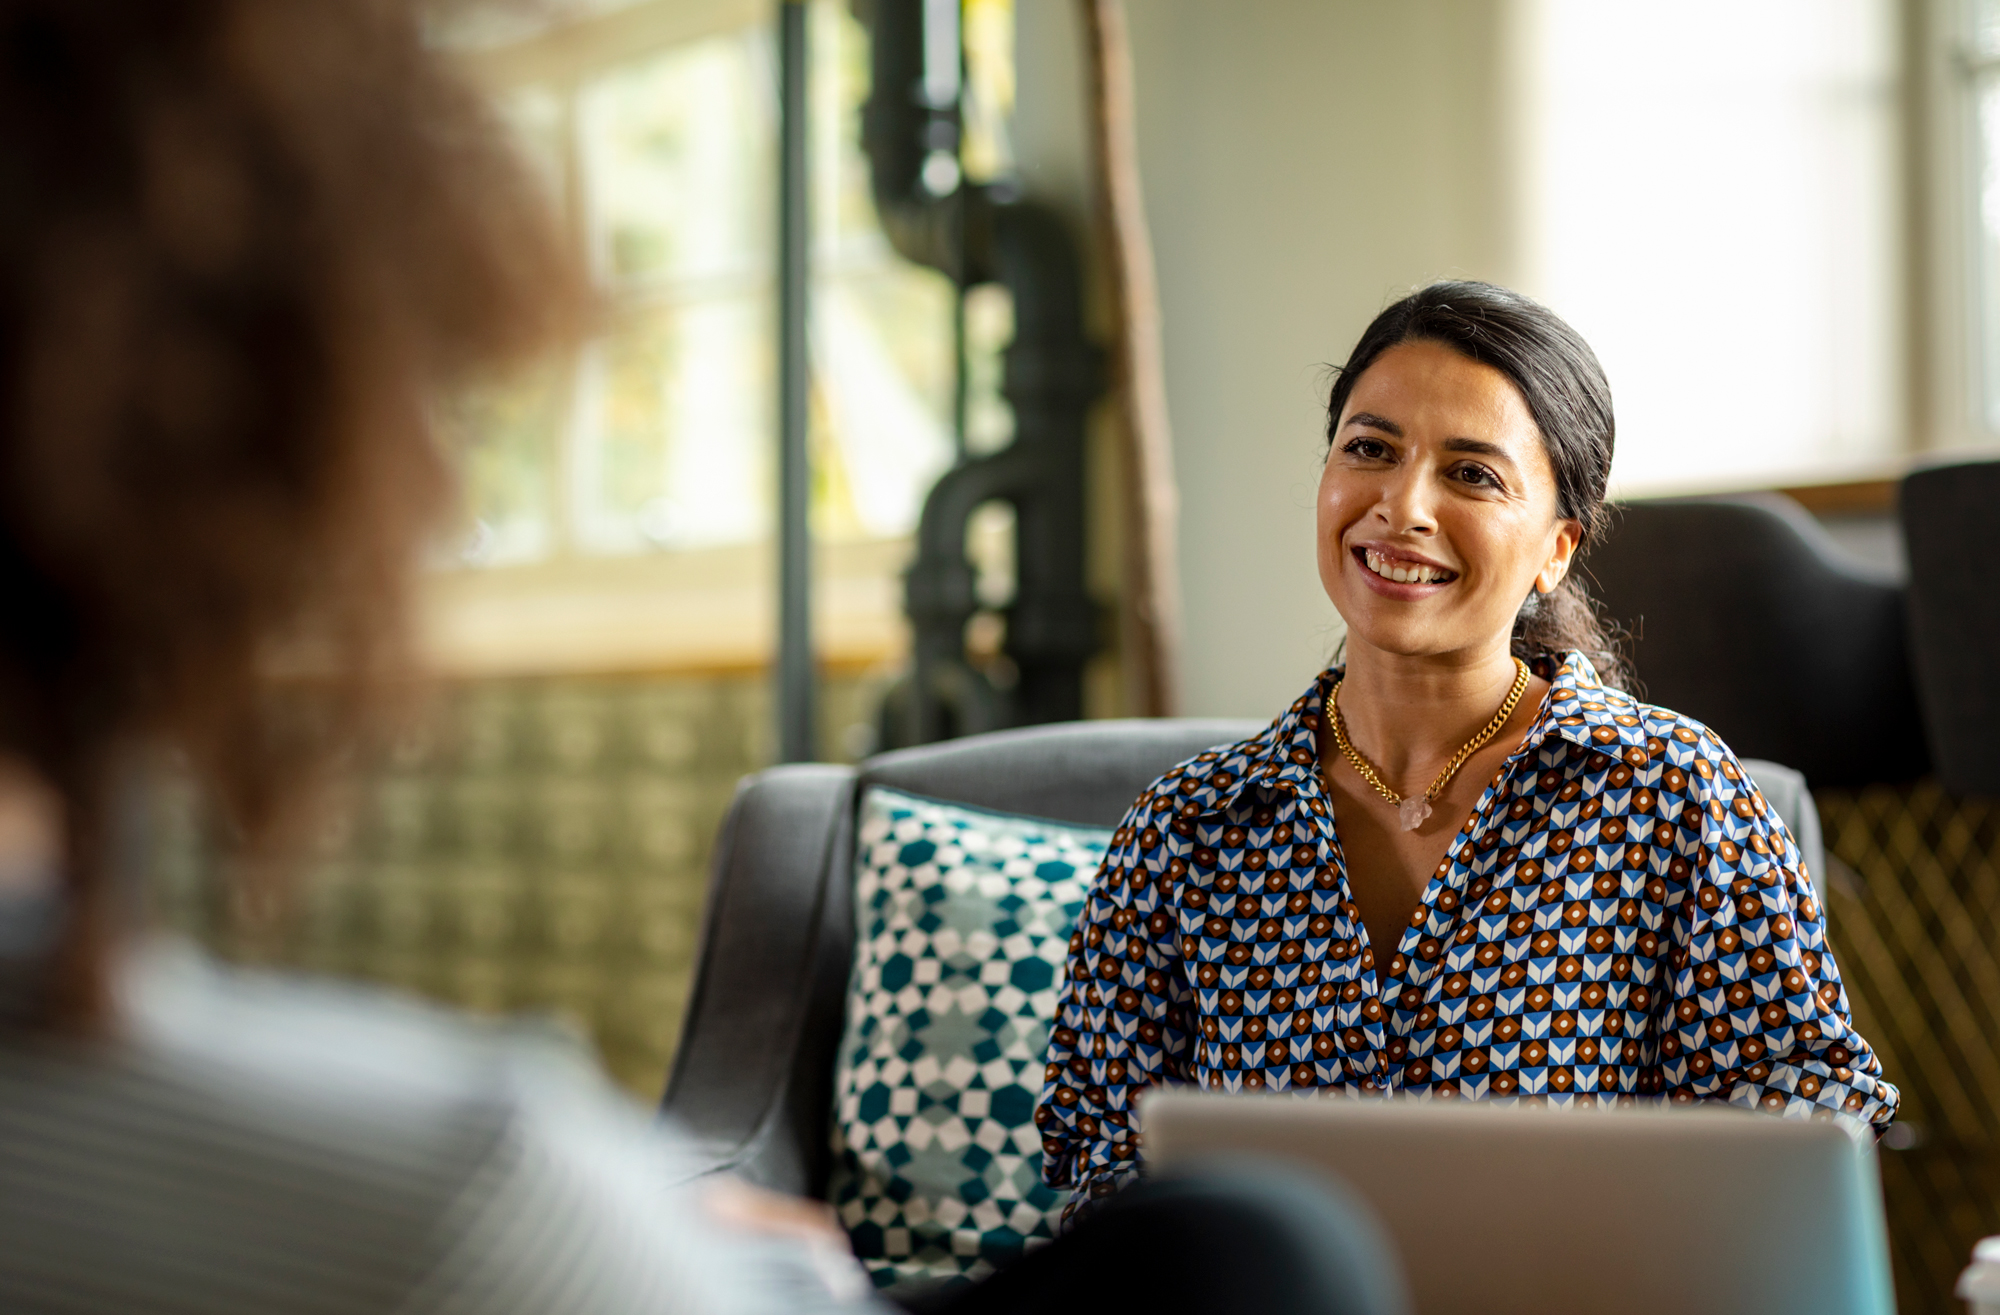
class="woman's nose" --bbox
[1373,468,1437,534]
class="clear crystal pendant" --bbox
[1397,795,1433,832]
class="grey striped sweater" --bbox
[0,942,873,1315]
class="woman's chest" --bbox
[1164,779,1698,1094]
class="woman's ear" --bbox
[1537,519,1585,594]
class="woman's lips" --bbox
[1352,545,1457,598]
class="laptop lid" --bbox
[1143,1091,1892,1315]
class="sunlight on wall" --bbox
[1518,0,1903,495]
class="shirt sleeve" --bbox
[1659,742,1900,1133]
[1035,778,1193,1228]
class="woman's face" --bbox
[1317,339,1582,665]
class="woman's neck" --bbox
[1333,637,1525,789]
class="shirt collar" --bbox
[1537,650,1652,754]
[1217,649,1646,812]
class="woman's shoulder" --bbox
[121,938,622,1123]
[1554,658,1767,804]
[1553,651,1726,753]
[0,941,743,1315]
[96,940,731,1210]
[1116,685,1326,826]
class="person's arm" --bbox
[1660,744,1899,1132]
[1035,779,1192,1228]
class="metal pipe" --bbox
[776,0,814,762]
[858,0,1100,747]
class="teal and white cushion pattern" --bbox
[829,787,1111,1290]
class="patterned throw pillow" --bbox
[829,786,1111,1291]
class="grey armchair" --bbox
[1579,494,1927,788]
[659,718,1825,1200]
[1903,460,2000,794]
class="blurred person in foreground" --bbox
[0,2,1403,1312]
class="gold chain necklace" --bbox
[1326,657,1532,832]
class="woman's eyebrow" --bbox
[1345,411,1402,436]
[1444,436,1514,461]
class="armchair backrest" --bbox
[1902,461,2000,794]
[861,717,1261,824]
[1579,494,1928,788]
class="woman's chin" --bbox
[1338,615,1486,664]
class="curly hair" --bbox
[1324,281,1633,690]
[0,0,579,1027]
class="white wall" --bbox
[1015,0,1518,718]
[1518,0,1903,496]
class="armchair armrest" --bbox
[660,763,858,1196]
[1741,757,1824,885]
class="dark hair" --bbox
[0,0,580,1028]
[1324,280,1632,689]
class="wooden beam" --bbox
[1080,0,1182,717]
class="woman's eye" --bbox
[1342,437,1389,460]
[1452,463,1499,488]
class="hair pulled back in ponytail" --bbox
[1324,281,1633,690]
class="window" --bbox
[1965,0,2000,431]
[434,0,962,673]
[1519,0,1903,493]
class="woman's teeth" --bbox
[1363,548,1453,585]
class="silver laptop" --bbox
[1143,1090,1893,1315]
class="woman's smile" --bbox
[1351,542,1458,597]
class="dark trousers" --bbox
[895,1167,1407,1315]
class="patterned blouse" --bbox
[1035,651,1900,1221]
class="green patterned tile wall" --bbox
[148,670,891,1100]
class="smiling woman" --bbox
[1036,281,1901,1227]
